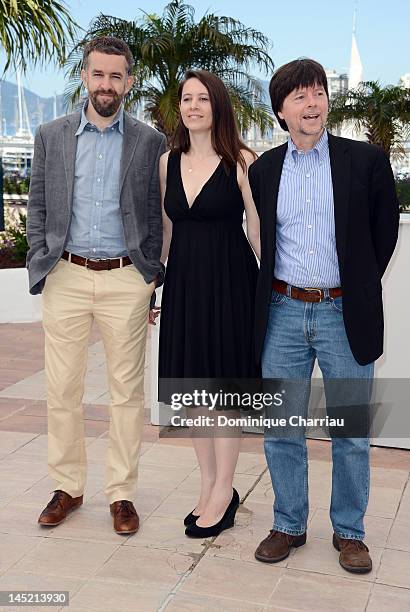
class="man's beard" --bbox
[89,89,123,117]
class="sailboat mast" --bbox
[16,72,24,136]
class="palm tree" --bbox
[0,0,78,73]
[64,0,275,141]
[328,81,410,159]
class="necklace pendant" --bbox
[188,168,193,173]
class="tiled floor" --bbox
[0,322,409,611]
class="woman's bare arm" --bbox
[159,151,173,264]
[237,149,261,260]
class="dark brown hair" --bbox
[269,58,329,131]
[83,36,134,75]
[172,70,256,173]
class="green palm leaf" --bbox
[0,0,78,73]
[328,80,410,159]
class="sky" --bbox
[2,0,409,97]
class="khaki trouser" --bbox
[42,258,154,504]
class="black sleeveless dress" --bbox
[158,150,259,378]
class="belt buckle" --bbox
[303,287,323,303]
[85,257,106,269]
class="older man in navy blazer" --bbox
[249,58,399,573]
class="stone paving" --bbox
[0,322,409,611]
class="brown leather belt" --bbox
[62,250,132,271]
[273,278,342,303]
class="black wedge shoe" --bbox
[183,510,200,526]
[185,488,239,538]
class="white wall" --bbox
[376,215,410,378]
[0,268,41,323]
[373,215,410,448]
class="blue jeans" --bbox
[262,289,374,540]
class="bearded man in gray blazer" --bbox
[27,36,166,535]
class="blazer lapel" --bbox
[265,143,287,214]
[328,132,351,278]
[261,144,287,269]
[120,113,142,194]
[62,115,80,215]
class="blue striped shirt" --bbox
[66,101,127,259]
[274,130,340,288]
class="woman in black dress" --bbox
[157,70,260,538]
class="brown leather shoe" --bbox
[333,533,372,573]
[110,500,139,535]
[255,529,307,563]
[38,490,83,526]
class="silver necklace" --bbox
[185,152,219,173]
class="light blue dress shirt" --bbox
[66,101,127,258]
[274,130,341,288]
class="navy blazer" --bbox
[249,132,400,366]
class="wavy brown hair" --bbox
[172,70,256,173]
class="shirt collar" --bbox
[288,129,328,165]
[75,99,124,136]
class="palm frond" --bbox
[226,81,273,134]
[0,0,78,73]
[328,80,410,158]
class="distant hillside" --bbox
[0,80,65,136]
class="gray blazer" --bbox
[27,110,166,295]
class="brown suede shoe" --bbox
[333,533,372,574]
[255,529,307,563]
[110,500,139,535]
[38,490,83,526]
